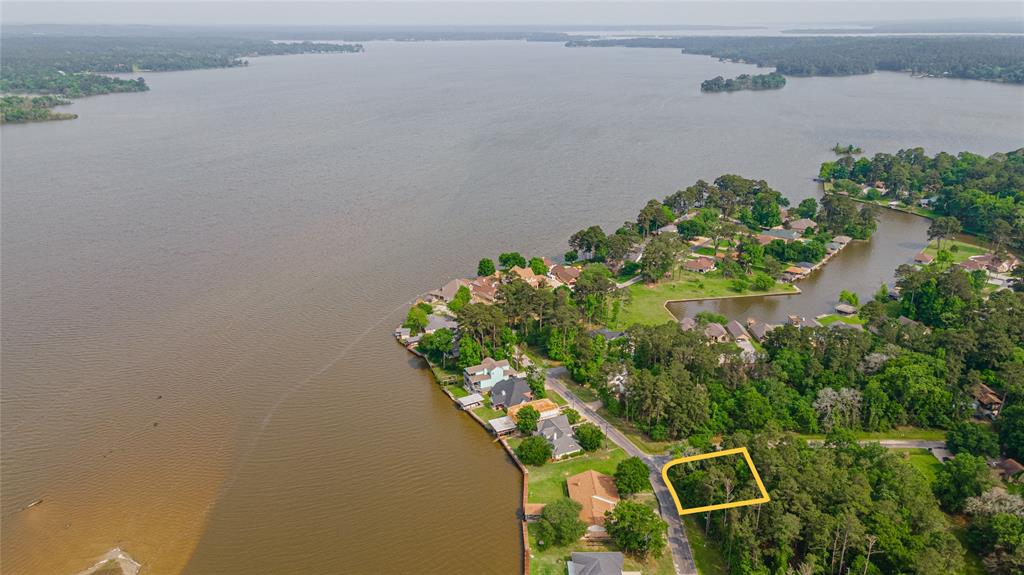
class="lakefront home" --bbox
[704,322,729,343]
[683,257,717,273]
[726,320,750,341]
[463,357,511,391]
[490,377,533,410]
[549,264,581,287]
[787,218,818,234]
[536,414,583,460]
[746,319,778,342]
[567,470,621,539]
[567,552,638,575]
[427,278,470,303]
[509,398,560,422]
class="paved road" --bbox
[547,367,699,575]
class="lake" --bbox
[2,40,1021,574]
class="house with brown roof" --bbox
[508,266,545,288]
[550,264,582,287]
[998,459,1024,483]
[746,319,778,342]
[726,320,750,341]
[913,252,934,265]
[968,253,1020,274]
[703,323,729,343]
[683,257,717,273]
[508,398,560,423]
[972,383,1003,419]
[832,235,853,245]
[567,470,621,539]
[679,317,697,332]
[788,218,818,234]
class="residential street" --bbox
[546,367,699,575]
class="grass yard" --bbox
[548,390,568,407]
[526,446,629,504]
[892,448,943,484]
[797,427,946,442]
[682,516,729,575]
[444,384,469,398]
[922,238,990,264]
[560,378,601,403]
[817,313,866,326]
[472,396,505,423]
[608,271,797,329]
[527,524,676,575]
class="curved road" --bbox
[546,367,699,575]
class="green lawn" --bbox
[892,448,943,484]
[682,516,729,575]
[608,271,797,329]
[560,378,601,403]
[445,384,469,398]
[473,396,505,423]
[817,313,866,326]
[797,427,946,442]
[528,524,676,575]
[922,238,990,264]
[526,446,629,504]
[548,390,568,407]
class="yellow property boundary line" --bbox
[660,447,770,515]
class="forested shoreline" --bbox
[0,36,363,121]
[0,95,77,124]
[566,35,1024,84]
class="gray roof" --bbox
[679,317,697,331]
[537,414,582,458]
[795,262,815,269]
[726,320,748,339]
[591,328,625,340]
[568,552,625,575]
[488,416,516,434]
[763,229,801,241]
[826,242,842,251]
[457,393,484,407]
[704,322,728,338]
[425,314,458,332]
[747,321,777,341]
[490,377,532,408]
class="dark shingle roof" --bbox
[490,377,532,409]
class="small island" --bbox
[832,143,863,155]
[1,95,78,124]
[700,72,786,93]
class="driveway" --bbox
[547,367,698,575]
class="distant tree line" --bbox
[700,72,786,92]
[566,36,1024,83]
[0,36,363,99]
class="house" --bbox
[795,261,815,270]
[679,317,697,332]
[783,266,809,281]
[591,327,625,341]
[755,233,778,246]
[788,218,818,234]
[488,416,517,436]
[897,316,924,330]
[509,398,560,422]
[826,242,842,253]
[683,257,717,273]
[762,228,802,242]
[968,254,1020,274]
[469,275,500,304]
[607,369,628,394]
[972,383,1003,419]
[567,470,621,538]
[490,377,533,410]
[457,393,484,410]
[835,303,857,315]
[830,321,864,331]
[536,414,583,460]
[832,235,853,245]
[550,264,582,287]
[427,278,470,303]
[424,314,458,334]
[567,552,638,575]
[959,259,987,272]
[998,459,1024,483]
[464,357,511,391]
[913,252,934,265]
[789,315,820,328]
[508,266,545,288]
[704,322,729,343]
[746,319,778,342]
[655,223,678,235]
[726,320,750,341]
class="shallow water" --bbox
[2,40,1022,574]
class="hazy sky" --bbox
[3,1,1022,26]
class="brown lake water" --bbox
[2,40,1022,574]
